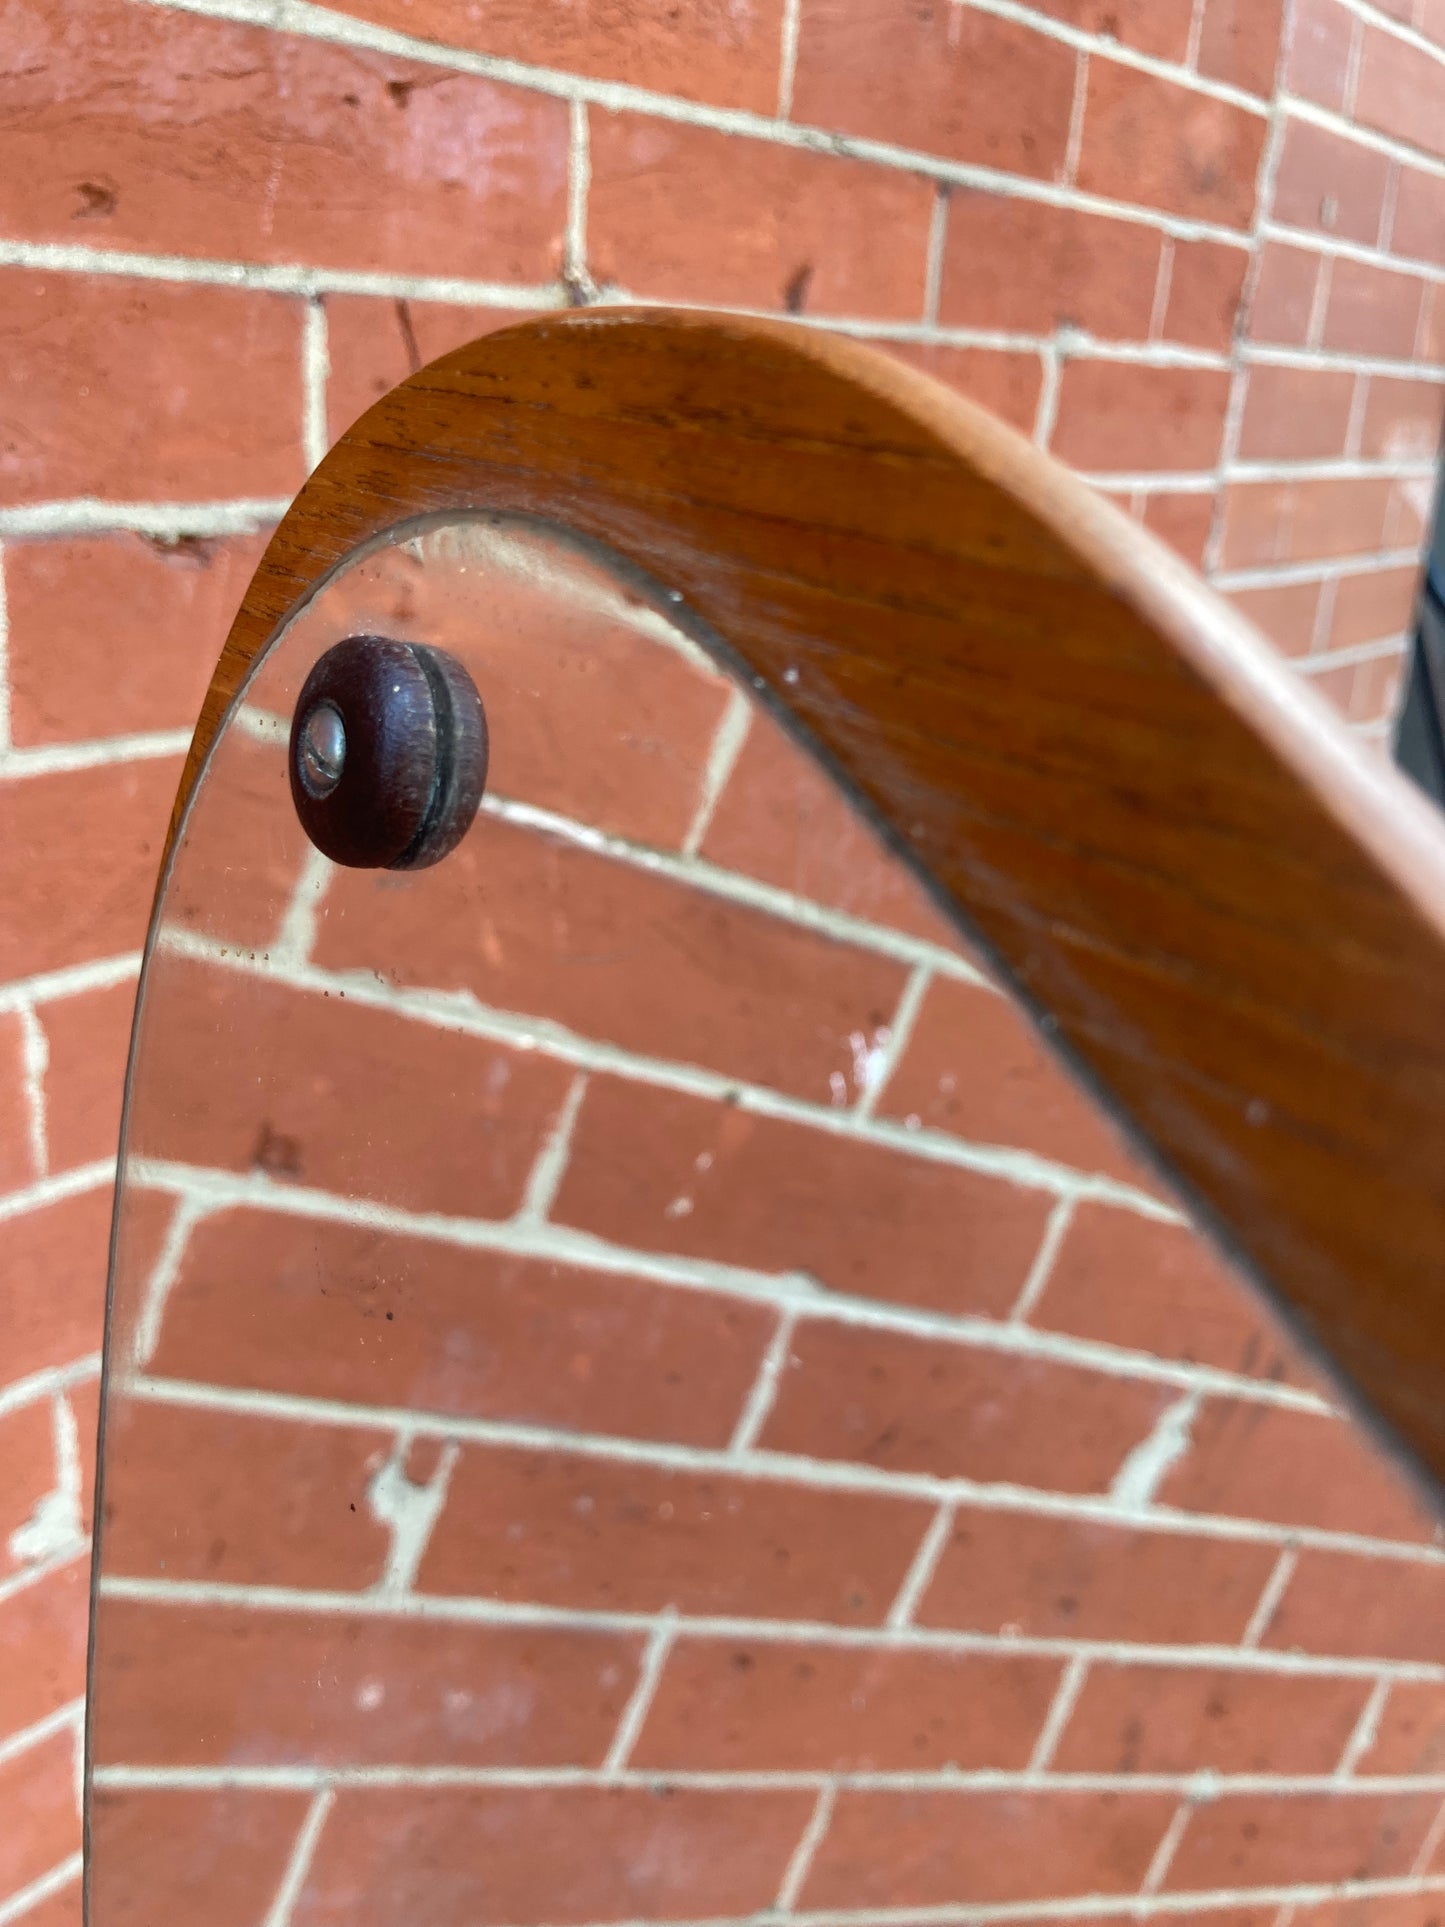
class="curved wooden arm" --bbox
[181,308,1445,1505]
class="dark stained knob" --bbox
[288,636,488,870]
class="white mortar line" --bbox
[776,0,802,118]
[262,1785,334,1927]
[1411,1793,1445,1876]
[854,963,930,1122]
[1377,156,1402,254]
[0,1699,87,1773]
[0,728,191,777]
[1286,88,1445,181]
[0,1159,114,1226]
[1214,547,1423,591]
[681,687,753,858]
[121,1166,1326,1419]
[1027,1654,1091,1772]
[1009,1196,1076,1324]
[0,1542,89,1610]
[1033,343,1064,449]
[1335,1676,1392,1776]
[885,1501,956,1630]
[270,846,334,968]
[1344,10,1366,116]
[0,497,289,539]
[564,99,598,304]
[603,1611,678,1773]
[1241,1546,1299,1649]
[1299,632,1408,671]
[1141,1797,1196,1894]
[94,1572,1445,1678]
[1109,1390,1201,1514]
[15,1003,48,1179]
[1063,51,1090,187]
[0,953,140,1017]
[129,1193,207,1373]
[1343,375,1372,464]
[117,1372,1444,1566]
[367,1433,459,1594]
[1185,0,1208,69]
[301,296,330,471]
[1149,239,1177,342]
[0,1354,101,1422]
[729,1310,800,1454]
[1263,216,1445,287]
[0,1857,83,1927]
[8,1391,85,1567]
[517,1072,590,1224]
[1306,256,1335,354]
[922,189,949,327]
[777,1782,837,1910]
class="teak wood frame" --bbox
[177,308,1445,1504]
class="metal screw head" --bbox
[295,700,347,799]
[287,635,488,870]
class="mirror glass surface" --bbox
[88,514,1342,1927]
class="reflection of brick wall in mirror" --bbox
[89,521,1441,1927]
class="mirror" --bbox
[88,514,1395,1927]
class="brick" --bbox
[130,954,572,1218]
[1159,1398,1438,1540]
[1286,0,1356,111]
[1077,60,1266,229]
[1237,364,1358,462]
[1325,258,1429,358]
[0,273,303,505]
[1357,26,1445,163]
[418,1441,931,1623]
[1388,472,1434,549]
[917,1506,1278,1642]
[1394,164,1445,267]
[0,1011,41,1196]
[1357,1680,1445,1773]
[5,533,267,747]
[939,194,1162,340]
[632,1636,1061,1771]
[92,1595,642,1767]
[1273,121,1391,247]
[1141,490,1217,569]
[552,1075,1053,1317]
[881,342,1044,436]
[801,1787,1174,1909]
[0,1557,88,1739]
[759,1317,1172,1491]
[1264,1550,1445,1661]
[0,1188,111,1387]
[329,0,785,112]
[587,112,933,320]
[161,732,309,949]
[875,974,1149,1188]
[323,298,534,442]
[1031,0,1193,59]
[1331,565,1423,649]
[69,1375,99,1543]
[0,0,567,282]
[699,707,970,950]
[0,1397,56,1579]
[37,978,134,1176]
[294,1784,813,1927]
[1196,0,1286,96]
[793,2,1075,180]
[0,759,177,982]
[1308,647,1409,727]
[1250,242,1324,346]
[150,1207,776,1449]
[1052,1661,1371,1773]
[1031,1202,1300,1379]
[98,1398,396,1590]
[1164,1789,1439,1890]
[0,1727,79,1904]
[260,511,735,852]
[88,1787,313,1927]
[1219,477,1396,569]
[1424,0,1445,46]
[1053,361,1230,471]
[1360,375,1445,462]
[321,816,906,1108]
[1163,239,1249,354]
[1227,580,1325,658]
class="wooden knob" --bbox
[287,635,488,870]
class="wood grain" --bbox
[171,308,1445,1504]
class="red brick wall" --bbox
[2,0,1444,1920]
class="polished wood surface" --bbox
[172,309,1445,1502]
